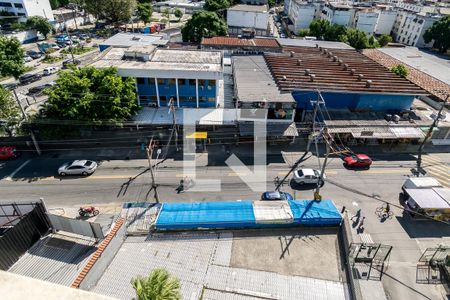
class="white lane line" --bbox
[5,159,31,181]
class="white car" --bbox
[23,55,33,62]
[293,168,326,185]
[58,160,98,176]
[43,66,58,76]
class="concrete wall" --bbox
[354,11,379,34]
[0,0,53,21]
[322,6,354,27]
[5,29,38,43]
[292,90,415,112]
[375,10,396,35]
[227,10,269,30]
[290,3,316,31]
[79,224,126,291]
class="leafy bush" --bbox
[391,64,408,78]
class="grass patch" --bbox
[42,55,65,64]
[60,46,96,55]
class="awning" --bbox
[390,127,424,139]
[328,126,424,139]
[185,132,208,139]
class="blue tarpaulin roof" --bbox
[155,200,342,230]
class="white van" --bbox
[43,66,58,76]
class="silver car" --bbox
[58,160,98,176]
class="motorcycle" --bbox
[78,206,99,217]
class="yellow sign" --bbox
[185,132,208,139]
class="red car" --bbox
[0,146,21,160]
[343,154,372,169]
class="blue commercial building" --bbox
[91,47,224,108]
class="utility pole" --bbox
[71,4,79,31]
[416,94,449,176]
[13,90,41,155]
[60,12,75,63]
[314,139,329,201]
[146,137,160,202]
[169,98,179,151]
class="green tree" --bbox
[162,8,171,27]
[0,36,26,79]
[268,0,275,7]
[323,24,347,41]
[391,64,408,78]
[298,29,309,37]
[42,67,139,125]
[85,0,137,25]
[181,11,227,43]
[367,35,380,48]
[0,87,21,137]
[137,2,153,24]
[131,268,181,300]
[345,28,368,49]
[204,0,230,12]
[377,34,392,47]
[26,16,53,39]
[309,19,330,40]
[174,8,183,22]
[423,16,450,53]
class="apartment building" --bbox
[0,0,54,21]
[227,4,271,37]
[284,0,321,31]
[321,2,355,26]
[392,11,441,47]
[353,9,379,34]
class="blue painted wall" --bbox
[292,90,415,112]
[136,77,217,108]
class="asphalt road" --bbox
[1,150,449,299]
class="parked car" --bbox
[0,146,20,160]
[19,73,42,85]
[26,50,43,59]
[58,160,98,176]
[280,33,286,38]
[293,168,325,185]
[70,36,80,43]
[43,66,58,76]
[23,55,33,62]
[62,59,81,69]
[1,82,18,90]
[78,33,89,40]
[343,154,372,169]
[27,82,54,95]
[261,191,293,201]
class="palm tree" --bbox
[131,268,181,300]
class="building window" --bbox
[208,80,216,87]
[178,79,186,85]
[188,79,196,86]
[137,77,145,84]
[17,13,25,16]
[13,3,23,8]
[199,96,206,102]
[159,96,167,102]
[148,78,155,85]
[157,78,166,85]
[0,2,13,7]
[208,97,216,103]
[168,78,176,85]
[198,79,206,87]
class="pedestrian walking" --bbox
[350,208,362,222]
[176,179,184,194]
[358,217,365,233]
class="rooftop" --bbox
[363,48,450,102]
[233,55,294,102]
[264,46,427,95]
[91,47,223,73]
[202,36,281,49]
[276,38,354,50]
[228,4,268,12]
[100,33,167,48]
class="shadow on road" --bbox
[396,214,450,239]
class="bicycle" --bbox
[375,204,394,220]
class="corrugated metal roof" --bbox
[265,47,427,95]
[228,4,268,12]
[8,233,97,286]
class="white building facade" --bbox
[285,0,319,32]
[0,0,54,21]
[321,3,355,26]
[353,10,379,34]
[375,9,397,35]
[227,4,271,36]
[392,11,440,47]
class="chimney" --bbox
[304,69,311,76]
[315,44,319,48]
[309,74,316,82]
[290,51,295,57]
[332,56,338,62]
[343,63,349,70]
[338,59,343,65]
[282,75,287,81]
[366,80,372,88]
[350,69,356,75]
[297,59,302,66]
[328,52,333,58]
[358,74,364,81]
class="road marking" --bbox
[424,164,450,173]
[228,172,251,177]
[365,169,407,174]
[175,173,195,178]
[421,155,443,163]
[5,159,31,181]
